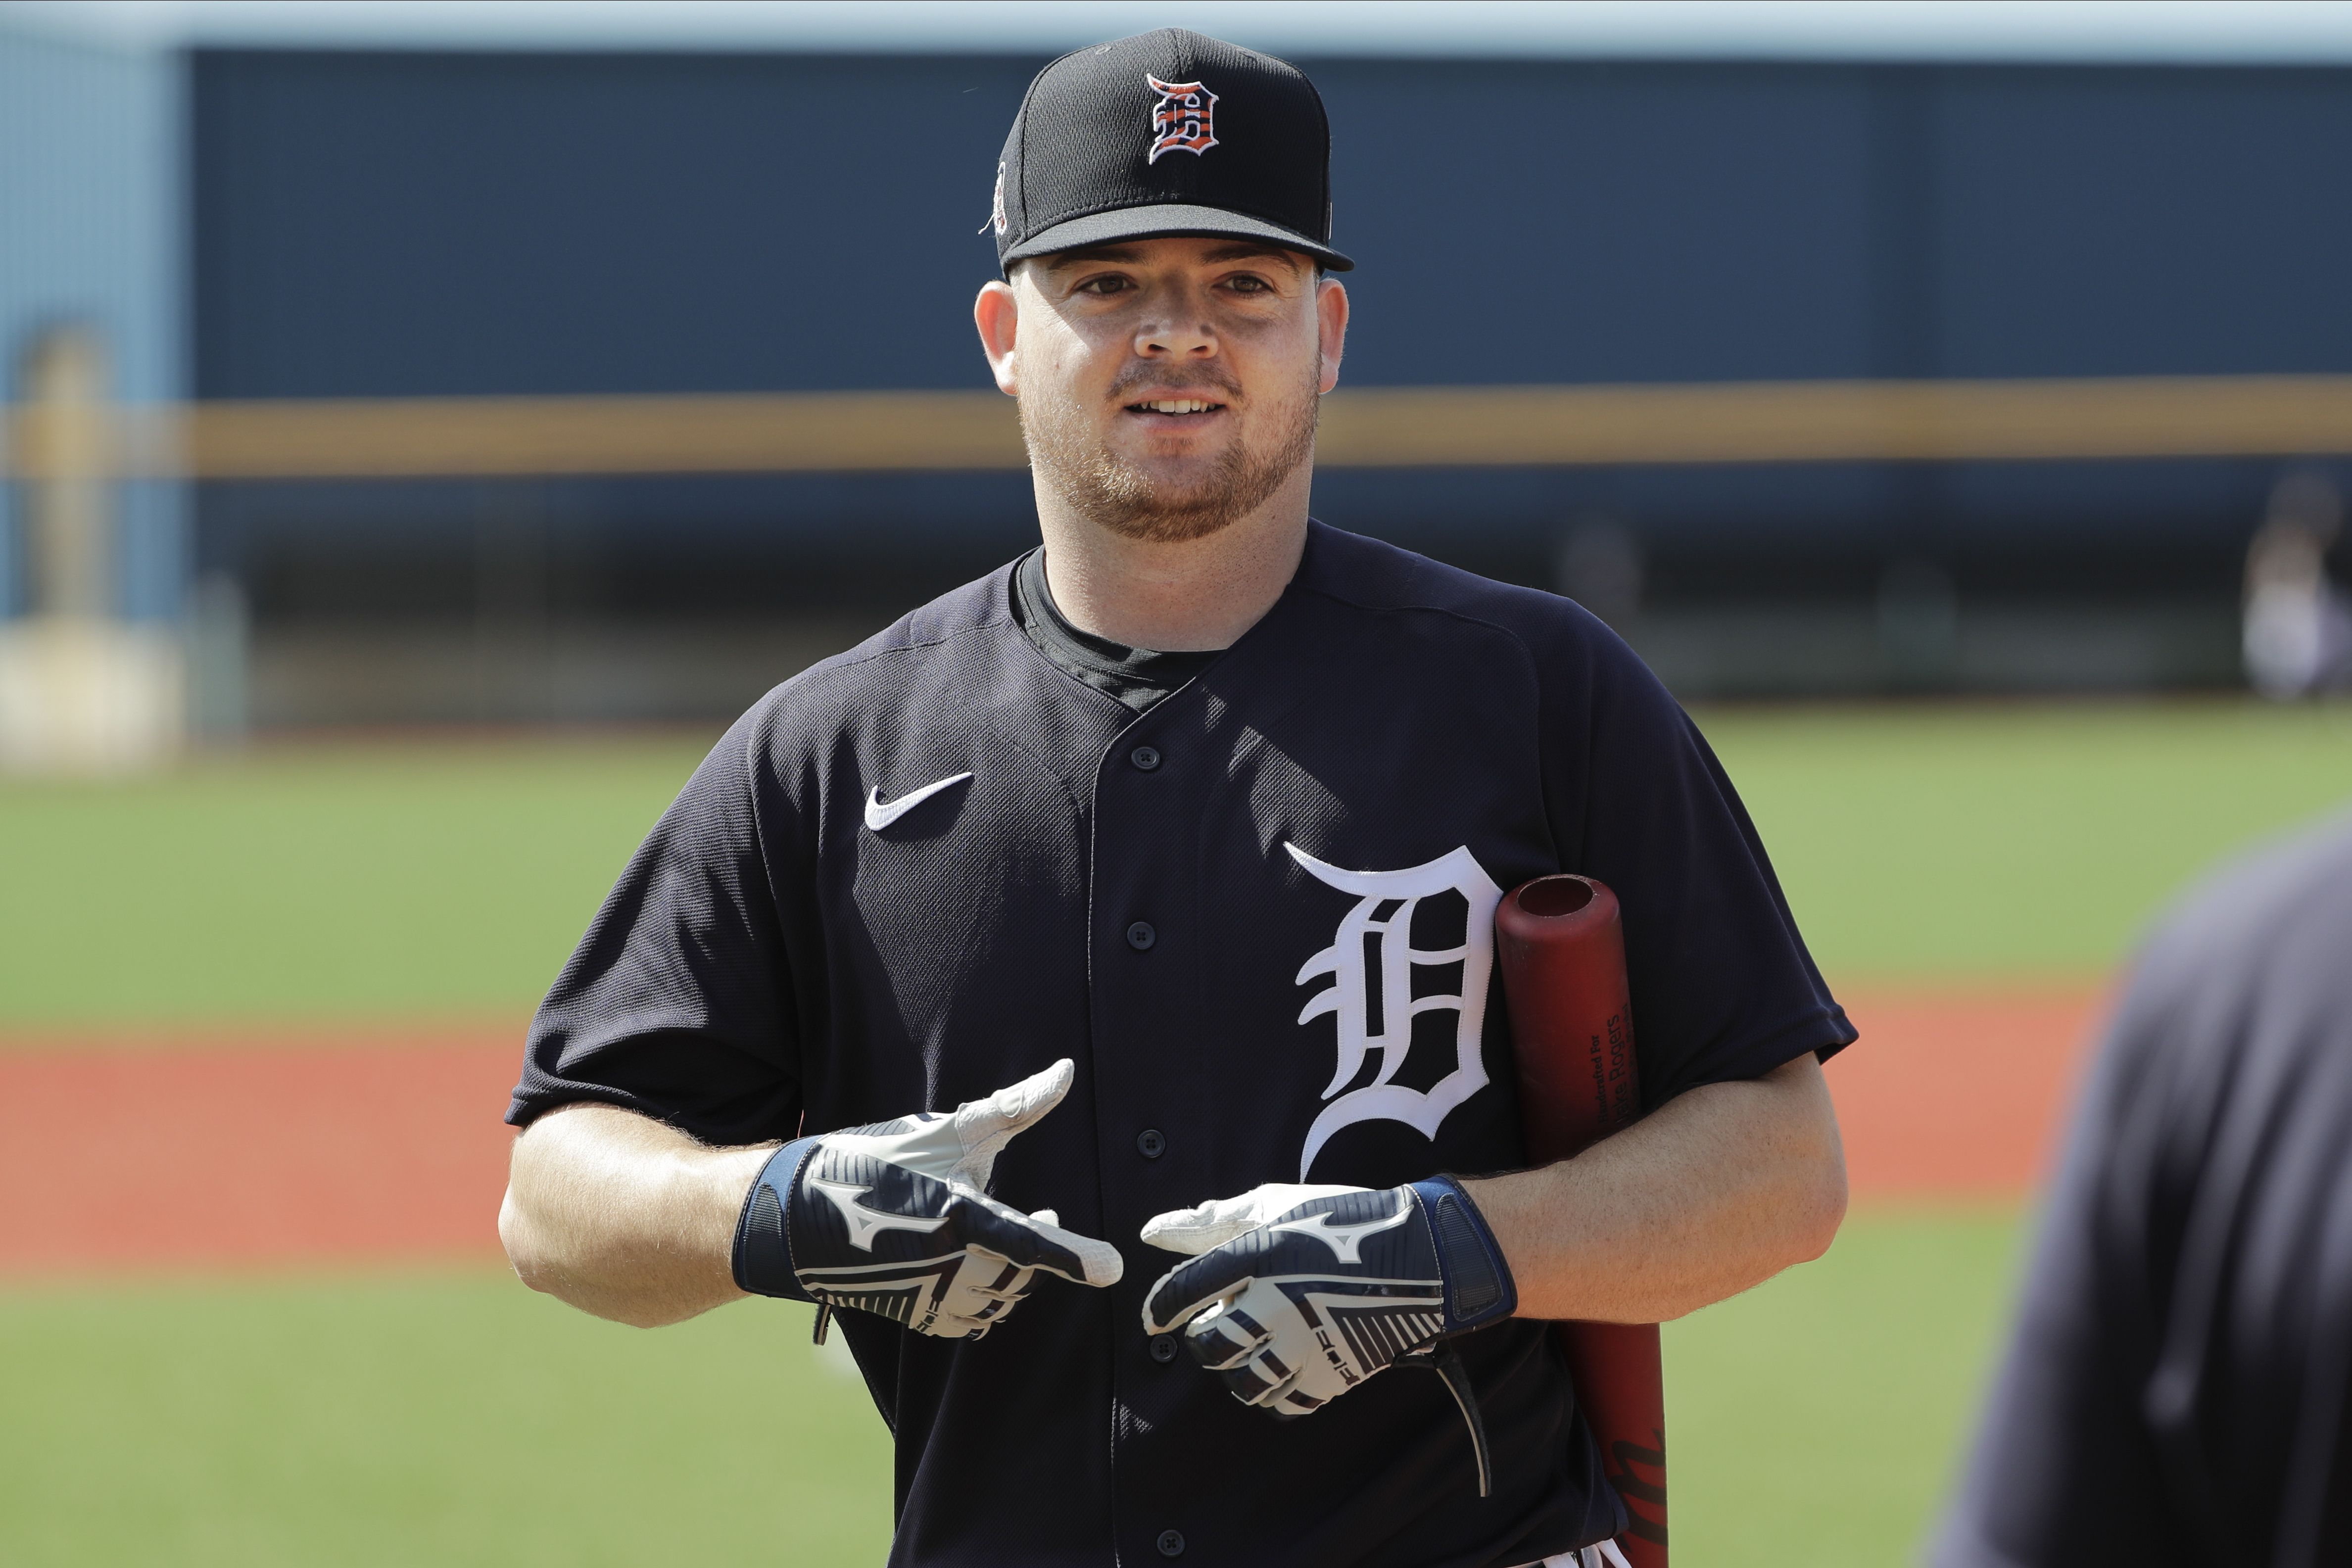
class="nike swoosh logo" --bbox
[1266,1202,1415,1265]
[808,1177,953,1251]
[864,771,973,832]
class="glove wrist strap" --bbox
[732,1136,825,1301]
[1410,1174,1518,1333]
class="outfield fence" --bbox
[9,375,2352,480]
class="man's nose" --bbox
[1136,300,1217,359]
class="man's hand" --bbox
[1139,1178,1514,1416]
[733,1059,1123,1337]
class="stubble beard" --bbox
[1020,359,1321,545]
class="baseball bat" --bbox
[1495,874,1667,1567]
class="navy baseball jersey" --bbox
[510,520,1856,1568]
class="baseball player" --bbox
[500,30,1855,1568]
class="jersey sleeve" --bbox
[1546,621,1857,1105]
[506,706,804,1146]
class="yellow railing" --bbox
[7,375,2352,479]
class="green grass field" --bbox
[0,735,713,1029]
[1705,701,2352,980]
[0,1277,893,1567]
[2,699,2347,1567]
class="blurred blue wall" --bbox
[187,52,2352,394]
[183,48,2352,604]
[0,22,186,622]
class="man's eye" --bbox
[1225,276,1274,295]
[1076,276,1131,296]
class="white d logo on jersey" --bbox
[1286,843,1505,1180]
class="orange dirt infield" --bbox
[0,1028,525,1274]
[1826,984,2108,1199]
[0,986,2107,1274]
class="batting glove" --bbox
[1139,1177,1516,1416]
[731,1059,1123,1338]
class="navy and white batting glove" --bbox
[1139,1177,1516,1416]
[731,1059,1123,1339]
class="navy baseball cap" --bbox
[990,29,1354,274]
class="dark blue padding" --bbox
[730,1136,823,1302]
[1412,1175,1518,1333]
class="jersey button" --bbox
[1130,745,1161,771]
[1136,1129,1166,1159]
[1150,1333,1178,1364]
[1125,921,1156,951]
[1156,1529,1185,1558]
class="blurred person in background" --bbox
[2243,469,2352,699]
[1931,811,2352,1566]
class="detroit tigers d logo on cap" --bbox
[988,28,1353,273]
[1145,74,1217,163]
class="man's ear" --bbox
[974,281,1020,396]
[1314,277,1348,396]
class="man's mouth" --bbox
[1124,396,1228,417]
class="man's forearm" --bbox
[1465,1053,1847,1324]
[499,1102,776,1329]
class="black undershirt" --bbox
[1010,547,1220,713]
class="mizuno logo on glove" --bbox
[1264,1203,1415,1263]
[730,1059,1123,1339]
[805,1178,952,1249]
